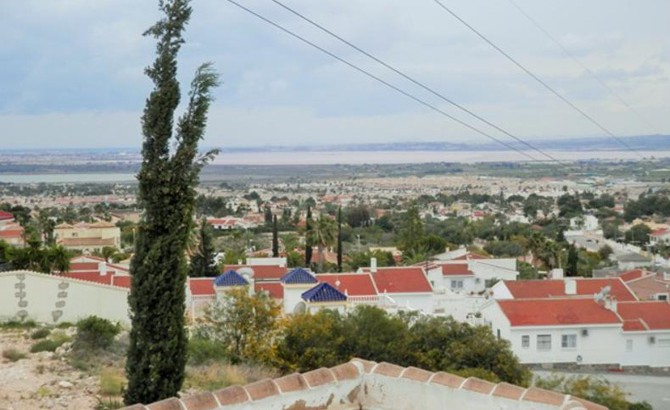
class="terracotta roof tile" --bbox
[243,378,279,401]
[618,301,670,330]
[302,368,336,388]
[188,278,215,296]
[254,282,284,299]
[400,367,432,382]
[441,263,474,276]
[373,362,404,378]
[502,278,637,301]
[491,382,526,400]
[523,387,567,406]
[316,273,378,296]
[498,299,621,326]
[330,362,361,381]
[213,385,249,406]
[461,377,496,394]
[430,371,465,388]
[145,398,182,410]
[180,392,218,410]
[367,267,432,293]
[273,373,308,394]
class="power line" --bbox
[269,0,563,164]
[431,0,642,157]
[223,0,542,162]
[506,0,661,135]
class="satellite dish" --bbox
[237,267,255,278]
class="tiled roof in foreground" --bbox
[120,358,605,410]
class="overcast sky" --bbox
[1,0,669,150]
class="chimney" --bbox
[564,278,576,295]
[604,296,618,313]
[551,268,564,279]
[99,262,107,276]
[370,257,377,273]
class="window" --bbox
[521,335,530,348]
[626,339,633,352]
[451,280,464,289]
[537,334,552,351]
[655,293,669,301]
[561,334,577,349]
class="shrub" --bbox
[1,319,37,329]
[95,398,124,410]
[75,316,121,350]
[30,339,63,353]
[30,328,51,339]
[187,336,228,365]
[2,348,27,362]
[99,368,126,396]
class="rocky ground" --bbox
[0,328,103,410]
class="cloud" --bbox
[0,0,668,147]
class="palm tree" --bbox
[46,245,71,274]
[310,214,337,272]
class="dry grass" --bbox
[99,367,126,396]
[184,362,278,392]
[2,348,28,362]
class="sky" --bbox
[1,0,669,150]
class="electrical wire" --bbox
[506,0,661,135]
[431,0,642,157]
[223,0,543,162]
[269,0,563,164]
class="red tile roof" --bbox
[60,272,113,286]
[618,301,670,330]
[502,278,637,301]
[452,253,490,261]
[316,273,378,296]
[112,276,131,289]
[441,263,474,276]
[624,272,670,300]
[189,278,216,296]
[223,265,288,281]
[0,211,14,221]
[622,320,647,331]
[498,299,621,327]
[70,262,105,272]
[650,228,670,237]
[366,267,432,294]
[255,282,284,299]
[618,269,648,282]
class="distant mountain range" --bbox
[222,135,670,153]
[2,135,669,155]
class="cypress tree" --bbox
[305,205,313,267]
[125,0,219,404]
[272,215,279,257]
[337,206,342,272]
[189,218,219,277]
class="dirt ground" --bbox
[0,329,100,410]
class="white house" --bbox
[649,228,670,246]
[481,298,623,366]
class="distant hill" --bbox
[222,134,670,153]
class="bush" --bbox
[75,316,121,350]
[30,339,63,353]
[188,336,229,365]
[1,319,37,329]
[99,368,126,396]
[2,348,27,362]
[30,328,51,339]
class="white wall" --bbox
[387,293,433,313]
[621,331,670,367]
[0,271,130,325]
[490,281,513,300]
[282,284,314,314]
[469,260,518,282]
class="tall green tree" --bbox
[304,206,313,267]
[566,243,579,277]
[272,215,279,257]
[310,214,337,272]
[337,206,343,272]
[125,0,219,404]
[397,204,425,258]
[189,219,219,277]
